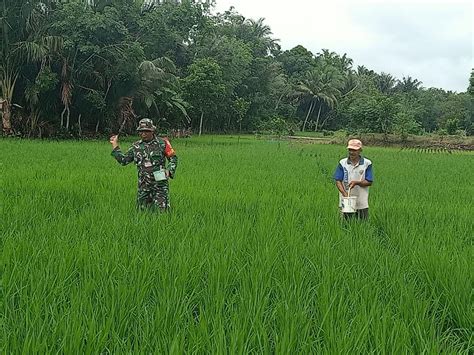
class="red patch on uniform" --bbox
[164,138,175,157]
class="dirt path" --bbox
[285,135,474,151]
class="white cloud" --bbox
[213,0,473,92]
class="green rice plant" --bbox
[1,136,472,353]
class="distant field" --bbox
[1,136,472,353]
[289,131,474,150]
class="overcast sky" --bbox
[213,0,473,92]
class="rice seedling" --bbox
[1,136,472,353]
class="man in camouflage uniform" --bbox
[109,118,178,211]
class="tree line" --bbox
[1,0,472,138]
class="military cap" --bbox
[136,118,156,132]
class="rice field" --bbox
[1,136,472,353]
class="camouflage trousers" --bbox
[137,180,170,211]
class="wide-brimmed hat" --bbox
[347,139,363,150]
[136,118,156,132]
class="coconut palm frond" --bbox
[61,82,73,106]
[42,36,64,53]
[151,56,176,74]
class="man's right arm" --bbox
[110,135,134,165]
[333,163,348,197]
[111,146,134,165]
[336,180,348,197]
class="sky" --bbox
[213,0,473,92]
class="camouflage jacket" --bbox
[112,136,178,180]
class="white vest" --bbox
[338,157,372,209]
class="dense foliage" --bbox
[0,0,472,137]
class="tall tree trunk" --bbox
[314,104,322,132]
[1,68,18,136]
[60,59,73,131]
[78,114,82,137]
[1,0,9,60]
[199,110,203,136]
[60,106,66,128]
[29,111,41,138]
[118,97,136,135]
[1,99,12,135]
[65,106,70,130]
[319,115,330,131]
[275,93,284,110]
[302,101,314,132]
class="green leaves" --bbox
[468,69,474,96]
[346,93,397,134]
[294,65,344,131]
[0,0,470,137]
[143,92,154,109]
[182,58,226,131]
[134,56,189,125]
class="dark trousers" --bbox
[342,208,369,220]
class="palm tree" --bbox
[82,0,156,12]
[1,0,62,135]
[0,64,17,135]
[271,72,291,110]
[319,51,353,74]
[377,72,396,94]
[356,65,375,77]
[468,68,474,96]
[60,57,74,130]
[295,66,343,132]
[339,53,353,74]
[246,18,279,55]
[395,76,422,93]
[1,0,29,134]
[134,56,189,126]
[341,71,358,97]
[247,18,272,38]
[319,49,338,63]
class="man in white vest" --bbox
[333,139,373,220]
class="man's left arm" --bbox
[355,180,372,187]
[164,138,178,178]
[349,163,373,188]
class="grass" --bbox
[1,135,473,353]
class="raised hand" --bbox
[109,135,119,149]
